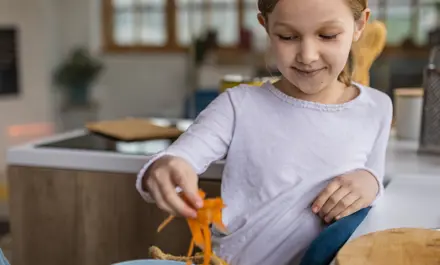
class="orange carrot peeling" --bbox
[157,189,228,265]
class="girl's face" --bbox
[259,0,369,95]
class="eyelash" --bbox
[277,34,339,41]
[277,35,298,41]
[320,34,338,40]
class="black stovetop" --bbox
[36,133,177,156]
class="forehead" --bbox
[268,0,354,28]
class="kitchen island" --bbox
[6,118,440,265]
[6,119,223,265]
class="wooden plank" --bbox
[7,165,221,265]
[0,183,8,202]
[8,166,77,265]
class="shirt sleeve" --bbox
[361,96,393,206]
[135,89,241,202]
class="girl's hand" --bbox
[143,155,204,218]
[311,170,379,223]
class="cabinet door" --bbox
[8,165,222,265]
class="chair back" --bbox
[299,207,372,265]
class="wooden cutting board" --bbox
[86,118,183,141]
[335,228,440,265]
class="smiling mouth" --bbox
[292,67,325,77]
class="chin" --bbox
[284,74,327,95]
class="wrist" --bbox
[139,153,174,192]
[141,155,168,191]
[359,169,380,195]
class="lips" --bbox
[292,67,325,77]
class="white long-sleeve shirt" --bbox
[136,81,393,265]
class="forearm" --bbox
[135,89,241,202]
[364,97,393,205]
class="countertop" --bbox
[6,128,222,179]
[350,175,440,239]
[6,121,440,180]
[329,175,440,264]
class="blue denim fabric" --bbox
[0,249,9,265]
[299,207,371,265]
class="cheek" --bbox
[322,41,352,72]
[270,41,296,66]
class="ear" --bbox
[257,13,267,30]
[353,8,370,42]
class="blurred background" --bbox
[0,0,440,264]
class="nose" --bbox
[296,39,319,65]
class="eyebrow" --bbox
[273,19,345,29]
[319,19,345,26]
[272,21,294,28]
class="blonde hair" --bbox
[258,0,367,87]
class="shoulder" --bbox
[222,82,272,105]
[357,83,393,121]
[224,82,268,95]
[359,84,392,110]
[200,82,270,118]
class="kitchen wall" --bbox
[0,0,58,180]
[0,0,190,176]
[58,0,189,121]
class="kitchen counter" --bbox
[6,119,224,179]
[6,126,440,180]
[350,175,440,239]
[5,119,440,265]
[7,129,225,178]
[5,118,224,265]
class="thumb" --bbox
[172,168,203,209]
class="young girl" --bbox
[136,0,393,264]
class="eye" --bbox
[319,34,338,40]
[277,34,298,41]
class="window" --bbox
[103,0,172,51]
[176,0,239,46]
[102,0,439,53]
[112,0,167,46]
[103,0,244,52]
[386,0,413,45]
[243,0,266,51]
[416,0,438,44]
[382,0,438,46]
[368,0,387,21]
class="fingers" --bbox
[335,197,365,220]
[173,167,203,209]
[318,187,350,219]
[312,179,341,213]
[313,171,377,223]
[157,174,198,218]
[146,163,197,217]
[145,156,202,218]
[324,193,360,223]
[148,179,175,214]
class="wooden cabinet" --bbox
[7,166,221,265]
